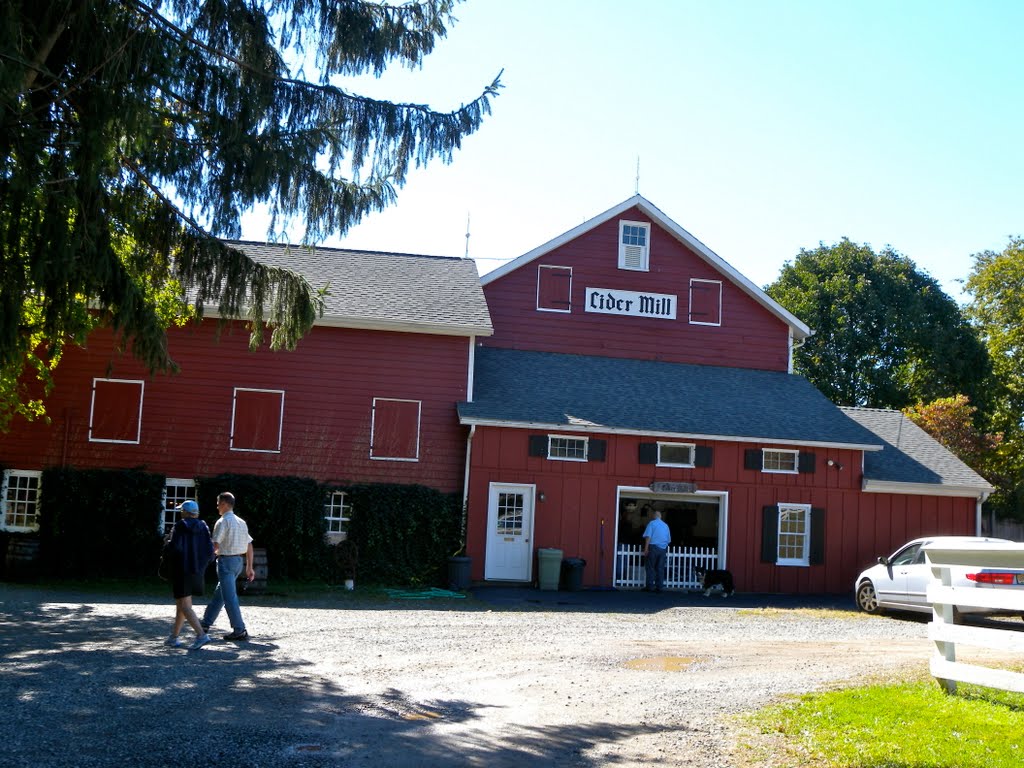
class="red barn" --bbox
[1,197,992,594]
[458,196,992,593]
[1,245,491,534]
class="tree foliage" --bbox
[766,239,992,410]
[903,395,1001,479]
[965,238,1024,518]
[1,0,500,425]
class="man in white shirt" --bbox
[201,492,255,641]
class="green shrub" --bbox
[37,467,165,578]
[344,483,462,587]
[198,474,329,580]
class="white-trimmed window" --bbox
[89,378,144,444]
[371,398,421,461]
[763,448,799,474]
[776,503,812,566]
[1,469,42,532]
[536,265,572,312]
[657,442,696,467]
[324,491,352,537]
[231,387,285,453]
[548,435,588,462]
[689,279,722,326]
[162,479,196,534]
[618,221,650,271]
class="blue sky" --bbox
[241,0,1023,302]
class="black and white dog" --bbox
[693,566,735,597]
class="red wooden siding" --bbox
[2,322,472,491]
[371,398,421,460]
[465,426,977,594]
[231,388,284,452]
[483,206,792,371]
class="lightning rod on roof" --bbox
[465,212,471,258]
[635,156,640,195]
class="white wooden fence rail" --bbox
[925,542,1024,694]
[614,545,718,590]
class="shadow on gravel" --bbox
[0,595,682,767]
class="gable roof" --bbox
[228,241,493,337]
[480,195,810,340]
[840,407,994,497]
[459,347,881,449]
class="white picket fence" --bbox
[614,544,718,590]
[925,542,1024,694]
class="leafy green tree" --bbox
[766,238,992,410]
[0,0,500,426]
[904,395,1002,479]
[965,238,1024,519]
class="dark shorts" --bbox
[171,568,205,599]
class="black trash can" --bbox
[561,557,586,592]
[448,555,472,591]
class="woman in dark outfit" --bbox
[164,500,214,650]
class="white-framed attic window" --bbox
[618,221,650,271]
[548,435,589,462]
[657,442,696,467]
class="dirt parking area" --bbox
[0,586,943,767]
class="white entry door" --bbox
[484,483,535,581]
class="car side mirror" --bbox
[877,556,889,566]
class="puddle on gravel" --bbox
[624,656,699,672]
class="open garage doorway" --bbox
[613,488,727,590]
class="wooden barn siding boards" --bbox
[466,427,976,592]
[482,211,791,371]
[2,322,471,491]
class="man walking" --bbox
[642,508,671,593]
[202,492,255,641]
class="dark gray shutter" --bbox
[745,449,763,471]
[798,452,817,474]
[809,507,826,565]
[694,445,713,468]
[638,443,658,464]
[588,439,606,462]
[528,435,548,457]
[761,505,779,563]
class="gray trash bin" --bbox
[537,548,563,590]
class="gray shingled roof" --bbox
[840,407,993,492]
[459,347,883,448]
[228,241,492,335]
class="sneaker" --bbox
[223,630,249,642]
[163,635,183,648]
[188,634,212,651]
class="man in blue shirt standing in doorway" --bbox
[642,509,671,593]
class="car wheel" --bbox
[856,581,882,614]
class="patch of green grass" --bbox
[736,606,869,620]
[741,681,1024,768]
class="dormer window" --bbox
[618,221,650,271]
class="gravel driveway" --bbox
[0,585,934,767]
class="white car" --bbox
[854,535,1021,619]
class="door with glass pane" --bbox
[484,483,535,581]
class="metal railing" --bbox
[614,544,718,590]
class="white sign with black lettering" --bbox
[584,288,677,320]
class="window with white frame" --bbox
[548,435,588,461]
[370,398,421,461]
[162,479,196,535]
[657,442,696,467]
[536,264,572,312]
[689,279,722,326]
[324,491,352,536]
[231,387,285,452]
[776,504,812,566]
[763,448,799,473]
[89,378,144,443]
[618,221,650,271]
[1,469,42,532]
